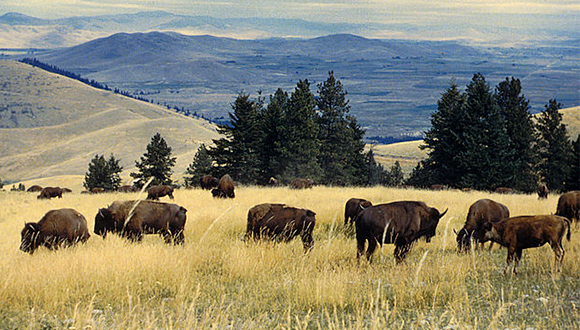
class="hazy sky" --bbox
[1,0,578,26]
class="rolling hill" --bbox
[0,60,219,184]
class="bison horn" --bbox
[453,228,458,235]
[439,208,448,219]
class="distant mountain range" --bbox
[1,11,579,49]
[13,30,577,138]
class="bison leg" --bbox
[301,232,314,252]
[512,249,523,275]
[504,248,515,275]
[551,241,565,272]
[366,239,378,262]
[394,244,411,264]
[356,237,366,260]
[171,228,185,245]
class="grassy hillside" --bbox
[0,60,219,183]
[0,186,578,328]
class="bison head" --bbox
[423,208,447,243]
[20,222,40,254]
[482,221,499,242]
[94,208,116,238]
[455,228,472,252]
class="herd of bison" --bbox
[12,175,580,275]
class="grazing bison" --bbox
[61,187,72,193]
[11,183,25,191]
[268,177,279,186]
[212,174,235,198]
[90,187,105,194]
[290,178,313,189]
[118,185,138,193]
[94,200,187,244]
[356,201,447,263]
[537,183,549,199]
[147,185,174,200]
[20,208,90,254]
[245,203,316,251]
[37,187,63,199]
[482,215,571,275]
[456,199,509,252]
[27,185,43,192]
[429,184,447,191]
[344,198,373,225]
[200,175,219,190]
[555,191,580,223]
[494,187,514,194]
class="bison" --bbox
[212,174,235,198]
[482,215,571,275]
[344,198,372,225]
[555,191,580,223]
[118,185,138,193]
[245,203,316,252]
[494,187,514,194]
[94,200,187,244]
[537,183,549,199]
[290,178,313,189]
[27,185,43,192]
[356,201,447,263]
[90,187,105,194]
[20,208,90,254]
[456,199,509,252]
[37,187,63,199]
[200,175,219,190]
[147,185,174,200]
[268,177,279,186]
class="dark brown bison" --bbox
[118,185,138,193]
[537,183,549,199]
[290,178,313,189]
[555,191,580,223]
[344,198,373,225]
[61,187,72,193]
[429,184,447,191]
[90,187,105,194]
[37,187,63,199]
[147,185,174,200]
[94,200,187,244]
[20,208,90,254]
[27,185,43,192]
[268,177,279,186]
[200,175,219,190]
[494,187,514,194]
[482,215,571,275]
[456,199,509,252]
[11,183,25,191]
[212,174,235,198]
[356,201,447,263]
[245,203,316,251]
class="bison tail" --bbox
[565,219,571,241]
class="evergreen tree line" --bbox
[408,73,580,193]
[184,71,403,187]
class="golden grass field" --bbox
[1,185,579,329]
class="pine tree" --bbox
[84,154,122,191]
[387,161,404,186]
[316,71,365,185]
[536,99,573,192]
[208,93,263,183]
[458,73,513,190]
[260,88,288,182]
[130,133,176,188]
[567,135,580,191]
[279,79,321,181]
[184,144,213,187]
[410,81,466,187]
[494,77,538,192]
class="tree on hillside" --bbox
[567,135,580,191]
[259,88,288,182]
[316,71,366,185]
[84,154,123,191]
[208,93,263,183]
[278,79,321,181]
[536,99,573,192]
[494,77,538,192]
[130,133,176,188]
[183,144,213,187]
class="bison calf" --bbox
[95,200,187,244]
[20,208,90,254]
[245,203,316,252]
[344,198,372,225]
[482,215,571,275]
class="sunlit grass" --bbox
[0,186,578,329]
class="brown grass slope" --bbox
[0,60,219,182]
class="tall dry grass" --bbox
[0,186,579,329]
